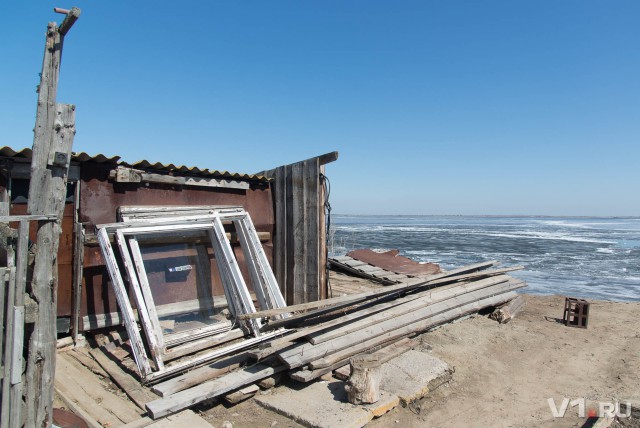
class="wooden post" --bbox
[345,355,382,404]
[25,104,76,428]
[22,9,80,427]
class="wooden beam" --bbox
[146,363,287,419]
[110,166,250,190]
[25,98,76,428]
[58,6,81,35]
[89,348,158,409]
[71,221,84,342]
[0,214,57,223]
[317,151,339,166]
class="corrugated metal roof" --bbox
[0,146,268,182]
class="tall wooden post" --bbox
[24,8,80,428]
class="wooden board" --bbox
[146,363,287,419]
[55,353,143,425]
[89,347,158,409]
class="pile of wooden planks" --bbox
[143,260,527,419]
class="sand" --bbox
[200,274,639,428]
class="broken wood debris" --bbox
[490,294,526,323]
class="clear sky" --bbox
[2,1,639,216]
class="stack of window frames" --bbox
[97,207,287,382]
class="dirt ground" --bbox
[199,292,640,428]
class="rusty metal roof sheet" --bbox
[0,146,268,181]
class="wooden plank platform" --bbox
[55,347,215,427]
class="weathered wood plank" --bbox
[291,162,305,304]
[318,164,327,300]
[305,276,511,346]
[278,282,524,368]
[56,353,143,424]
[303,158,319,302]
[146,363,287,419]
[490,294,526,323]
[242,261,512,320]
[273,166,287,300]
[151,352,248,397]
[0,267,16,428]
[71,220,84,342]
[89,348,158,409]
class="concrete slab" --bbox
[380,350,452,406]
[256,351,451,427]
[255,379,373,428]
[145,410,214,428]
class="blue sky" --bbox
[2,1,639,216]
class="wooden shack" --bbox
[0,146,337,339]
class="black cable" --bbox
[320,172,332,298]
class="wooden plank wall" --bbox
[262,152,337,305]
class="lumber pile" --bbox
[143,260,527,419]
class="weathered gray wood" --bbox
[304,158,319,302]
[24,100,76,428]
[53,383,102,428]
[310,337,415,370]
[57,6,81,35]
[162,329,240,362]
[55,354,143,425]
[152,352,249,397]
[257,373,282,389]
[8,221,29,427]
[260,266,524,332]
[146,363,287,419]
[0,267,16,428]
[89,348,158,409]
[222,384,259,404]
[110,166,250,190]
[343,260,367,268]
[261,153,331,306]
[277,282,524,368]
[242,261,511,320]
[145,330,284,383]
[291,291,519,383]
[490,294,526,323]
[65,348,109,378]
[72,218,84,343]
[284,164,295,305]
[291,162,305,304]
[0,269,7,371]
[345,356,382,404]
[273,166,287,299]
[317,151,339,166]
[306,276,510,345]
[318,164,327,300]
[0,214,57,223]
[118,205,242,219]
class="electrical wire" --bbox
[320,172,332,298]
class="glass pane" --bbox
[135,234,230,339]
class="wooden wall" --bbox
[261,152,337,305]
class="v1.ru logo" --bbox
[548,397,632,418]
